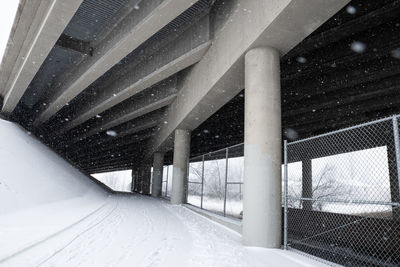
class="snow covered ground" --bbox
[1,195,328,267]
[0,118,327,266]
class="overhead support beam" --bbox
[56,16,210,133]
[72,132,155,164]
[55,34,93,56]
[0,0,42,97]
[69,112,163,157]
[33,0,199,127]
[0,0,84,114]
[147,0,350,156]
[88,164,137,175]
[62,76,178,142]
[73,140,148,166]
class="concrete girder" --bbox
[72,133,154,165]
[33,0,196,127]
[147,0,350,156]
[55,16,211,133]
[69,111,163,158]
[1,0,84,114]
[57,77,178,144]
[0,0,43,97]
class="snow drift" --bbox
[0,118,107,214]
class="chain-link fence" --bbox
[161,114,399,265]
[187,143,244,218]
[284,116,400,266]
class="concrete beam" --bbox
[55,34,92,55]
[147,0,349,156]
[1,0,83,114]
[56,17,210,132]
[73,134,153,165]
[33,0,197,126]
[0,0,42,96]
[63,76,178,142]
[70,111,163,157]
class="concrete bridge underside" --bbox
[1,0,399,247]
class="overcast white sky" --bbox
[0,1,19,63]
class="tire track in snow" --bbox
[37,198,120,266]
[0,197,113,266]
[40,197,122,266]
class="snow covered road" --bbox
[1,194,326,267]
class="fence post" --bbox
[201,155,205,209]
[186,158,190,202]
[392,116,400,196]
[165,165,169,197]
[283,140,288,250]
[224,148,229,216]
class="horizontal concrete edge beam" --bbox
[1,0,83,114]
[34,0,195,127]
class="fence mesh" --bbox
[285,116,400,266]
[175,115,400,265]
[187,144,244,218]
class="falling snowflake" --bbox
[284,128,298,140]
[296,57,307,63]
[391,48,400,59]
[106,130,117,137]
[350,41,366,53]
[346,5,356,15]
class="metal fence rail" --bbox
[284,115,400,266]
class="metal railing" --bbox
[283,115,400,266]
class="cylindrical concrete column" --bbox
[141,162,152,195]
[152,152,165,197]
[131,168,136,193]
[243,47,282,248]
[171,129,191,204]
[137,167,143,193]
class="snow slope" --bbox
[0,118,108,258]
[0,119,326,266]
[0,118,107,214]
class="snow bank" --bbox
[0,118,107,214]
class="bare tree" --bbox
[287,164,351,211]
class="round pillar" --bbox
[243,47,282,248]
[171,129,191,204]
[151,152,165,197]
